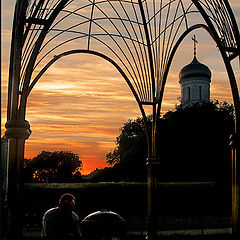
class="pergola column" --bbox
[146,157,160,240]
[230,133,240,239]
[5,119,31,240]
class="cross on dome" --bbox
[191,35,198,58]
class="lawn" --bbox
[23,181,231,231]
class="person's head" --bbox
[58,193,75,212]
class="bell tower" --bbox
[179,35,211,108]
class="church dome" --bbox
[179,56,211,82]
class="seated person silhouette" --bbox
[42,193,81,240]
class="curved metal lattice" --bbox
[194,0,239,59]
[16,0,237,110]
[5,1,240,239]
[22,0,196,105]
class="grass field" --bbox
[19,182,233,239]
[23,181,231,231]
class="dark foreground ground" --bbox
[20,182,233,239]
[23,227,233,240]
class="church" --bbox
[179,36,211,108]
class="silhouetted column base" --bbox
[5,120,31,240]
[230,133,240,240]
[146,158,160,240]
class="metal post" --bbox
[191,0,240,237]
[1,137,8,240]
[146,157,159,240]
[230,133,240,239]
[146,102,160,240]
[5,120,31,240]
[220,60,240,240]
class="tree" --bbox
[26,151,83,182]
[106,148,120,166]
[159,100,234,183]
[114,117,151,181]
[92,101,234,183]
[89,117,151,182]
[23,158,34,182]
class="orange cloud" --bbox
[2,0,240,174]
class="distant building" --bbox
[179,36,211,108]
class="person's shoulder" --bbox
[43,207,59,219]
[45,207,58,214]
[72,211,79,221]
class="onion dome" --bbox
[179,56,211,82]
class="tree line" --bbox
[24,100,234,184]
[24,151,83,182]
[90,100,234,184]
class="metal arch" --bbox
[16,0,240,107]
[223,0,240,58]
[138,0,156,103]
[26,48,151,155]
[4,1,240,240]
[191,0,240,115]
[193,0,240,60]
[191,2,240,238]
[156,23,212,120]
[191,0,240,140]
[7,0,29,120]
[19,0,69,119]
[19,0,200,106]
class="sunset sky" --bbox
[1,0,240,174]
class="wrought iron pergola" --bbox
[4,0,240,239]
